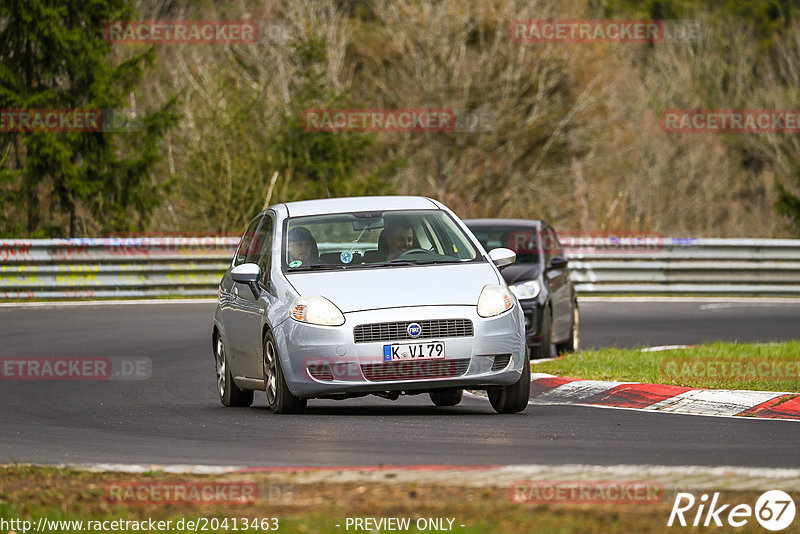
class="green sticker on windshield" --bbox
[289,260,302,268]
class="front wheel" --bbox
[215,335,253,407]
[488,355,530,413]
[263,332,306,414]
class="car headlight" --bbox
[509,280,541,300]
[477,284,515,318]
[291,295,345,326]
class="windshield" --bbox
[284,210,480,271]
[468,225,542,265]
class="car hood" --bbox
[286,262,500,312]
[499,263,543,285]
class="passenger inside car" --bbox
[288,227,319,265]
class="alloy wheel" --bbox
[264,338,278,406]
[215,337,227,398]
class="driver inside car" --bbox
[385,218,414,260]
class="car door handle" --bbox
[233,286,239,296]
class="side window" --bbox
[250,215,274,285]
[233,216,263,266]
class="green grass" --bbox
[2,466,796,534]
[534,341,800,392]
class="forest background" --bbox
[3,0,800,238]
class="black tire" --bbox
[214,335,253,407]
[488,354,530,414]
[263,332,306,414]
[556,302,580,355]
[429,388,463,407]
[530,306,553,359]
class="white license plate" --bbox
[383,341,445,361]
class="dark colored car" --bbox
[465,219,579,358]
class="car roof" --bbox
[464,218,544,229]
[281,196,440,217]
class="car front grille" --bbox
[353,319,473,343]
[361,359,470,381]
[491,354,511,371]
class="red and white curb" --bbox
[530,373,800,421]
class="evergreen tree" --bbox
[0,0,178,237]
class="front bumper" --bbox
[273,305,526,398]
[519,299,545,348]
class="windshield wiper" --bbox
[402,258,466,265]
[362,258,465,267]
[361,260,414,267]
[288,264,346,272]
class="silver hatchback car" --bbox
[212,196,529,414]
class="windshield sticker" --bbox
[289,260,302,268]
[340,251,354,264]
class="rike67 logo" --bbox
[668,490,796,531]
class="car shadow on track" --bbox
[244,397,510,416]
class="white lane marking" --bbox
[532,379,631,403]
[700,302,800,310]
[0,298,217,308]
[531,357,559,364]
[579,296,800,303]
[531,372,558,379]
[644,389,785,416]
[45,463,243,474]
[640,345,696,352]
[498,463,800,481]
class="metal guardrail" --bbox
[1,237,800,299]
[567,238,800,295]
[0,238,237,299]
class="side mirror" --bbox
[231,263,262,299]
[488,248,516,270]
[548,256,568,270]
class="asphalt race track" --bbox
[0,300,798,468]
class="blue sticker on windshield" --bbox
[289,260,302,268]
[340,251,354,264]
